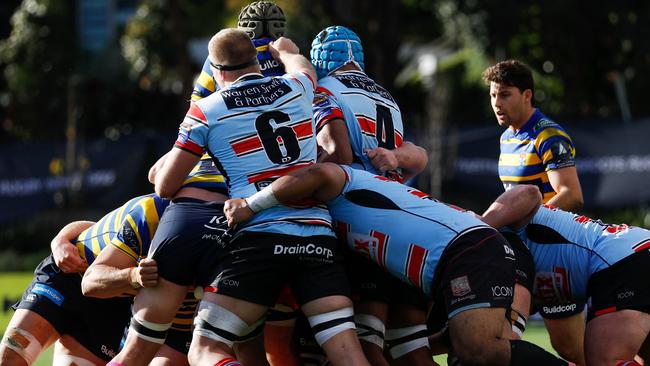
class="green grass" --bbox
[2,272,555,366]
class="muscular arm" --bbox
[224,163,346,226]
[51,220,94,273]
[366,141,428,181]
[269,37,317,84]
[148,152,169,184]
[81,245,157,298]
[481,185,542,229]
[547,166,583,211]
[317,119,353,164]
[154,148,201,198]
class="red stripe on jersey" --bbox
[292,120,314,139]
[187,104,208,125]
[247,162,313,184]
[406,244,427,288]
[357,116,376,135]
[634,239,650,252]
[395,131,403,147]
[302,72,316,90]
[594,306,617,317]
[231,136,263,156]
[315,109,344,132]
[336,221,350,244]
[175,140,203,156]
[316,86,334,96]
[371,230,388,267]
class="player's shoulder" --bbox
[528,111,567,136]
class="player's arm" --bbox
[155,147,201,198]
[365,141,428,180]
[224,163,346,227]
[547,166,583,211]
[481,184,542,229]
[81,244,157,298]
[148,151,169,184]
[50,220,94,273]
[317,118,353,164]
[269,37,317,85]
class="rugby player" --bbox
[119,30,370,366]
[223,163,572,366]
[482,189,650,366]
[310,25,431,365]
[484,59,586,365]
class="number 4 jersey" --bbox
[175,72,333,237]
[315,70,405,177]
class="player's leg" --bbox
[354,299,389,366]
[584,310,650,366]
[263,300,301,366]
[544,313,586,365]
[0,309,59,366]
[189,292,268,366]
[149,344,190,366]
[301,294,370,366]
[386,303,432,366]
[110,278,189,366]
[52,336,107,366]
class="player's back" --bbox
[74,194,169,264]
[318,71,404,175]
[188,73,332,236]
[330,165,490,295]
[520,204,649,303]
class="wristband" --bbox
[245,186,280,213]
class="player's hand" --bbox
[130,258,158,288]
[52,242,88,273]
[224,198,255,228]
[269,37,299,58]
[365,147,398,172]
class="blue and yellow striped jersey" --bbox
[180,154,227,195]
[74,194,170,265]
[498,109,576,202]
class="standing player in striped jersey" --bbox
[223,163,572,366]
[482,194,650,366]
[310,25,431,366]
[146,29,369,366]
[483,60,586,365]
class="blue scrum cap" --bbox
[310,25,365,79]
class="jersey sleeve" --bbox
[313,87,345,133]
[175,103,209,157]
[190,57,217,102]
[110,216,142,263]
[284,72,316,98]
[534,125,576,170]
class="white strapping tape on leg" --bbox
[353,313,385,348]
[1,327,43,365]
[130,312,172,344]
[307,307,355,346]
[52,354,96,366]
[193,301,252,349]
[385,324,430,359]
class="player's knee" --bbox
[52,354,96,366]
[192,301,264,349]
[130,312,172,345]
[307,307,356,346]
[1,327,44,365]
[354,313,386,349]
[385,324,430,360]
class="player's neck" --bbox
[510,107,536,132]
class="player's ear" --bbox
[522,89,533,104]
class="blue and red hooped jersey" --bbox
[175,72,333,237]
[508,204,650,306]
[329,165,491,296]
[314,71,405,179]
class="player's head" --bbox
[208,29,259,85]
[237,1,286,39]
[482,60,535,128]
[310,25,365,79]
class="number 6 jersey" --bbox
[175,72,333,237]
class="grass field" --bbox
[1,271,555,366]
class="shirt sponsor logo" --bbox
[491,285,513,297]
[32,283,64,306]
[533,267,572,303]
[221,78,291,109]
[220,279,239,287]
[273,243,334,259]
[450,275,472,297]
[101,345,117,358]
[542,303,577,314]
[204,215,228,231]
[503,245,515,257]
